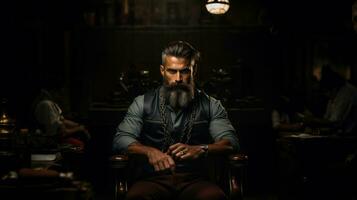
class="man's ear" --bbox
[160,65,165,76]
[192,65,197,77]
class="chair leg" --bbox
[229,163,248,200]
[230,175,243,200]
[115,179,127,200]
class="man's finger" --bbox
[168,156,175,171]
[168,143,182,152]
[158,161,165,171]
[172,145,186,154]
[181,152,191,159]
[175,150,185,158]
[153,164,160,171]
[163,160,171,169]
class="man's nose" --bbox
[174,72,183,82]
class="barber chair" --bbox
[0,167,93,200]
[110,153,248,200]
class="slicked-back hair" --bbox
[161,41,200,71]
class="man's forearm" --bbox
[61,126,84,137]
[168,139,236,160]
[127,142,156,156]
[63,119,80,128]
[127,142,176,171]
[207,139,235,155]
[305,116,335,127]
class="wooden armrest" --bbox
[110,155,129,162]
[110,155,129,199]
[229,153,248,161]
[227,153,248,199]
[229,153,248,167]
[110,155,129,169]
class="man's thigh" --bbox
[125,180,172,200]
[178,181,227,200]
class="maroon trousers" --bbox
[125,173,228,200]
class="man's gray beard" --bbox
[168,89,191,109]
[164,85,193,109]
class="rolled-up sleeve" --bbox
[209,98,240,151]
[34,100,63,136]
[112,95,144,153]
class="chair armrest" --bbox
[229,153,248,161]
[110,155,129,200]
[110,155,129,169]
[229,153,248,167]
[228,153,248,200]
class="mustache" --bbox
[165,82,191,92]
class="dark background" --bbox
[1,0,356,198]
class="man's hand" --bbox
[167,143,203,160]
[146,147,175,172]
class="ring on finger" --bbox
[183,148,188,154]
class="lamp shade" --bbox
[205,0,230,15]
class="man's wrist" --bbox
[199,144,209,157]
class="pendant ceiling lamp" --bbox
[205,0,230,15]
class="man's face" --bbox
[160,56,194,87]
[160,56,195,109]
[312,65,322,81]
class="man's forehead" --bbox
[164,56,191,64]
[164,65,191,70]
[164,65,192,71]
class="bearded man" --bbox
[113,41,239,200]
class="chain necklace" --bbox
[159,89,197,151]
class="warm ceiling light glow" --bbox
[206,0,230,15]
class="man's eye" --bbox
[180,69,191,74]
[167,69,177,74]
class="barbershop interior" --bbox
[1,0,357,199]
